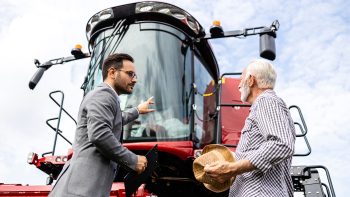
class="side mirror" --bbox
[259,28,276,61]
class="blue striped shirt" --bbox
[229,90,296,197]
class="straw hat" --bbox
[193,144,235,193]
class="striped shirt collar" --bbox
[251,89,275,107]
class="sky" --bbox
[0,0,349,196]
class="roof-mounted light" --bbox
[99,9,113,20]
[135,2,200,34]
[85,2,205,49]
[139,5,153,12]
[158,8,170,14]
[86,8,114,42]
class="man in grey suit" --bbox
[49,53,154,197]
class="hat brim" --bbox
[203,176,235,193]
[202,144,235,163]
[194,144,236,193]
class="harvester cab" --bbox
[0,1,336,197]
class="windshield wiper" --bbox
[83,20,129,89]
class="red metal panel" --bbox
[111,183,151,197]
[0,183,151,197]
[220,78,250,149]
[0,184,51,196]
[124,141,193,160]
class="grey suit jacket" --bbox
[49,83,139,197]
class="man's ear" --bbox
[248,75,255,87]
[108,68,116,80]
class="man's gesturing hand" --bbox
[137,97,155,114]
[135,155,148,174]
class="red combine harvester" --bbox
[0,2,336,197]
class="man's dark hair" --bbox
[102,53,134,80]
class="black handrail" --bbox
[290,105,312,156]
[322,183,331,197]
[304,166,336,197]
[46,118,72,145]
[51,91,64,156]
[293,122,311,156]
[47,91,77,156]
[294,122,306,137]
[289,105,308,135]
[49,91,77,125]
[42,151,53,157]
[293,133,311,156]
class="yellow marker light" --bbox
[71,44,84,58]
[75,44,82,49]
[212,20,221,26]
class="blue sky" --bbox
[0,0,349,196]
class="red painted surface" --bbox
[110,183,151,197]
[33,148,73,167]
[220,78,250,150]
[0,184,52,196]
[0,183,150,197]
[124,140,194,160]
